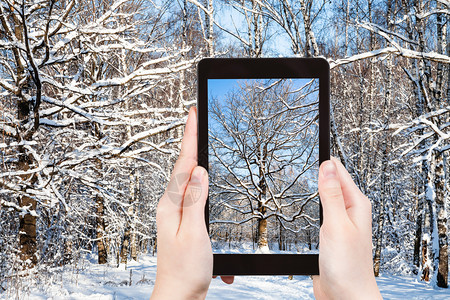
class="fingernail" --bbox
[189,106,197,118]
[322,161,337,178]
[190,167,204,184]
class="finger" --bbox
[330,157,366,209]
[179,166,209,234]
[318,160,347,227]
[177,106,198,164]
[221,276,234,284]
[312,276,325,299]
[169,106,198,184]
[156,107,198,235]
[331,157,372,229]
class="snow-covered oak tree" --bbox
[208,78,320,252]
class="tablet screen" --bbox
[208,78,319,255]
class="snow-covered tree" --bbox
[209,78,320,251]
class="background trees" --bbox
[0,0,448,291]
[0,0,195,273]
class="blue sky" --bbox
[208,78,316,103]
[208,79,240,102]
[208,78,320,186]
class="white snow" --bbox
[254,245,271,254]
[2,254,449,300]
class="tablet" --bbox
[197,58,329,275]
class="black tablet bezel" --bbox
[198,58,330,275]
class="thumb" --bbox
[179,166,209,233]
[318,160,347,227]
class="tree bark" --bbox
[421,160,431,282]
[373,140,387,276]
[18,193,37,265]
[130,170,139,261]
[4,1,40,267]
[120,228,131,264]
[251,0,263,57]
[423,152,437,282]
[96,194,108,264]
[413,183,423,275]
[204,0,214,56]
[434,150,448,288]
[257,142,268,249]
[374,3,392,271]
[300,0,319,57]
[17,109,38,266]
[257,216,268,249]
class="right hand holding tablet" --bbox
[313,158,382,299]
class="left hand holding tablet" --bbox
[151,107,232,300]
[151,107,212,300]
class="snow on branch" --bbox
[41,96,120,126]
[187,0,213,15]
[112,118,187,155]
[390,106,450,158]
[329,46,450,69]
[91,58,196,87]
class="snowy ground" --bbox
[1,255,449,299]
[211,241,319,255]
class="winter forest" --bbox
[0,0,449,298]
[208,78,320,254]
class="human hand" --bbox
[313,157,382,300]
[151,107,212,300]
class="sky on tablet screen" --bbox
[208,78,316,103]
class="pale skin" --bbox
[312,159,382,300]
[151,107,382,299]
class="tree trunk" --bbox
[433,5,448,289]
[330,104,349,169]
[423,152,437,282]
[251,0,262,57]
[257,216,268,249]
[252,218,256,250]
[120,228,130,264]
[17,100,37,266]
[413,183,423,275]
[434,150,448,288]
[300,0,319,57]
[130,170,139,261]
[257,142,268,250]
[434,5,444,102]
[373,177,385,277]
[278,216,283,251]
[373,3,393,269]
[63,240,73,265]
[130,226,137,262]
[307,229,312,251]
[14,6,38,265]
[18,193,37,266]
[204,0,214,56]
[96,194,108,264]
[422,236,430,281]
[421,160,431,282]
[152,237,157,256]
